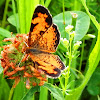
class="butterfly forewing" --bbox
[28,5,52,47]
[33,24,60,53]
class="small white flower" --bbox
[70,31,75,36]
[65,66,69,70]
[66,52,69,56]
[60,38,64,41]
[76,41,82,45]
[69,31,75,40]
[62,66,69,75]
[70,12,78,18]
[74,41,82,50]
[61,38,69,47]
[65,25,74,33]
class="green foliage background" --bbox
[0,0,100,100]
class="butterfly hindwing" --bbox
[28,49,65,77]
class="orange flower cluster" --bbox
[1,34,47,89]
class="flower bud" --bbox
[74,41,82,50]
[65,25,74,33]
[85,34,96,39]
[70,31,75,40]
[61,38,69,47]
[71,12,78,18]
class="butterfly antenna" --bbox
[18,52,26,67]
[24,41,29,47]
[18,38,29,67]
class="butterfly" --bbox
[26,5,65,78]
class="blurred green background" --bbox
[0,0,100,100]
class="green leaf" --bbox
[21,86,40,100]
[39,86,48,100]
[0,0,5,7]
[45,0,52,7]
[0,74,10,100]
[43,83,64,100]
[0,27,12,38]
[53,11,72,39]
[7,13,20,28]
[53,11,90,42]
[74,11,90,42]
[87,84,99,96]
[87,66,100,95]
[13,81,28,100]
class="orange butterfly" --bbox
[26,5,65,78]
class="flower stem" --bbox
[79,39,85,71]
[8,86,14,100]
[2,0,10,28]
[62,0,66,38]
[64,34,72,94]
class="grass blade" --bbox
[39,86,48,100]
[21,86,40,100]
[17,0,39,34]
[0,27,12,38]
[12,0,19,33]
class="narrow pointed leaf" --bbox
[44,83,64,100]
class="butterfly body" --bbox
[27,5,65,78]
[26,48,47,54]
